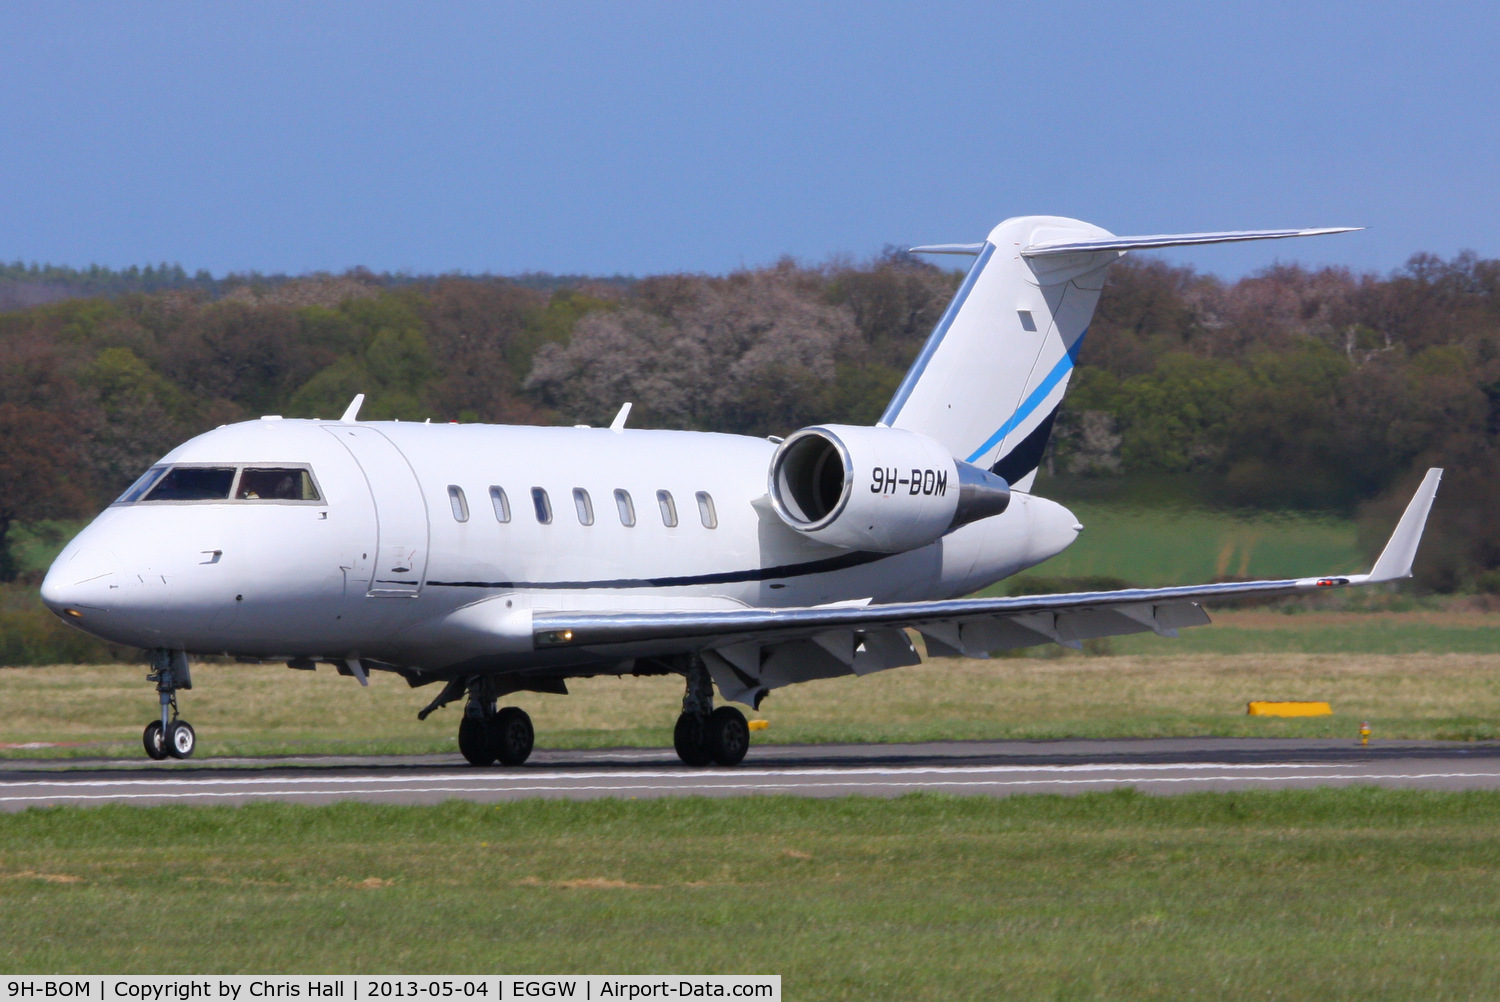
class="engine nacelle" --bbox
[767,424,1011,552]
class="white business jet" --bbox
[40,216,1441,766]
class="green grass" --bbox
[3,791,1500,997]
[1109,614,1500,656]
[9,645,1500,757]
[1002,502,1365,589]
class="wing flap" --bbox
[853,629,922,675]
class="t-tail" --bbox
[880,216,1360,491]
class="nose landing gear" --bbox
[143,650,195,760]
[673,655,750,767]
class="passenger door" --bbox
[324,426,430,597]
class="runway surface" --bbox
[7,737,1500,809]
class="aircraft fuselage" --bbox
[41,417,1082,675]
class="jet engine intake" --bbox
[768,425,1011,552]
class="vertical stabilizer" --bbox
[882,216,1118,491]
[884,218,1359,492]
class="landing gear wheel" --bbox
[459,715,497,766]
[166,720,196,759]
[494,706,534,766]
[674,712,712,767]
[705,706,750,766]
[143,721,167,760]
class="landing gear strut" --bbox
[456,677,534,767]
[143,649,195,760]
[673,655,749,767]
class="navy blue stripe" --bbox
[879,242,995,426]
[426,550,893,591]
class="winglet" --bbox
[340,393,365,423]
[1366,468,1443,582]
[610,401,632,433]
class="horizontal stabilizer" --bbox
[1022,227,1361,257]
[908,243,987,255]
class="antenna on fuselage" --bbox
[340,394,365,423]
[610,401,633,433]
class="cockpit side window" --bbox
[236,467,321,501]
[143,466,237,502]
[117,465,169,504]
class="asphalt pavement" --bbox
[6,737,1500,809]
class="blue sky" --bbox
[2,1,1496,279]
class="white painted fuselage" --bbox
[41,417,1082,676]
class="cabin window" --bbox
[143,466,237,502]
[237,467,320,501]
[117,465,168,503]
[614,489,635,527]
[447,485,469,522]
[573,488,594,526]
[657,489,678,527]
[531,487,552,524]
[489,486,511,523]
[696,491,718,529]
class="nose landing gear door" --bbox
[325,426,430,597]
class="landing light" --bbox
[64,609,83,618]
[537,629,574,646]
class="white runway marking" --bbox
[0,759,1397,790]
[7,760,1500,806]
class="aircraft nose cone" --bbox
[40,547,119,615]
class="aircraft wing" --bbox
[529,470,1442,705]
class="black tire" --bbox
[705,706,750,767]
[458,715,496,766]
[673,712,712,767]
[143,720,167,760]
[166,720,196,759]
[494,706,534,766]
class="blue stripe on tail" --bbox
[963,330,1087,466]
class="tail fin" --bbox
[881,217,1359,491]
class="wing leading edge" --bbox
[531,469,1442,704]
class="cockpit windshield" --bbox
[115,464,323,505]
[236,468,319,501]
[144,467,237,501]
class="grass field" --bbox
[7,620,1500,756]
[1003,501,1367,588]
[3,791,1500,997]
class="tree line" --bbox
[0,246,1495,591]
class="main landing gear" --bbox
[673,655,750,767]
[456,678,534,767]
[416,676,536,767]
[143,650,195,760]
